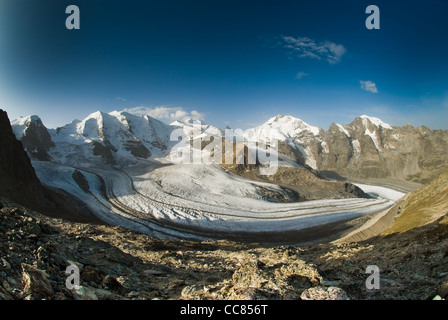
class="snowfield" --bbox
[32,160,405,243]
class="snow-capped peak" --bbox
[170,120,188,127]
[75,110,108,139]
[265,114,286,123]
[11,115,44,139]
[170,118,223,138]
[359,115,392,130]
[258,114,322,138]
[12,115,42,123]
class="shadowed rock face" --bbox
[92,141,116,165]
[123,140,151,159]
[0,109,45,208]
[20,117,54,161]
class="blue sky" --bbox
[1,0,447,130]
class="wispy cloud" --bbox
[360,80,379,93]
[281,36,346,64]
[296,71,309,79]
[123,106,206,122]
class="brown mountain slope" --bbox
[382,171,448,235]
[336,170,448,243]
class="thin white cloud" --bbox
[360,80,379,93]
[190,110,205,121]
[281,36,346,64]
[123,106,206,122]
[296,71,309,79]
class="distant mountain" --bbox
[13,111,174,167]
[320,115,448,184]
[244,114,326,170]
[245,113,448,184]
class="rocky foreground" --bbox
[1,193,447,301]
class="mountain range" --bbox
[11,110,448,185]
[1,109,445,243]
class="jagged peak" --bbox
[170,120,183,127]
[262,114,321,136]
[170,118,207,127]
[109,110,141,120]
[85,110,106,119]
[76,111,110,139]
[12,114,43,125]
[266,114,292,124]
[334,123,351,137]
[11,115,46,140]
[274,114,285,120]
[81,110,131,128]
[358,115,392,130]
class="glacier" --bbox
[11,110,406,244]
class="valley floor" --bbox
[1,196,447,300]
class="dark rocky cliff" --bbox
[0,109,45,208]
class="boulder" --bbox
[71,285,98,300]
[21,263,54,297]
[300,286,349,300]
[437,281,448,299]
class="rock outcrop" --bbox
[12,115,54,161]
